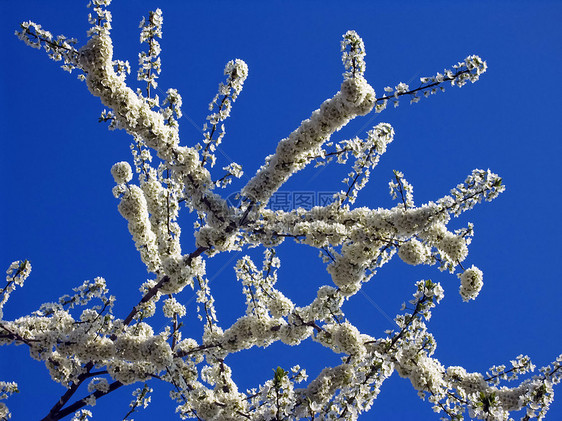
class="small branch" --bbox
[375,68,471,103]
[43,380,123,421]
[41,362,95,421]
[121,246,208,328]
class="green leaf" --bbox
[273,366,286,389]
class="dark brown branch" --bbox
[375,68,471,103]
[42,380,123,421]
[41,362,95,421]
[121,246,208,329]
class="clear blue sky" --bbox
[1,1,562,420]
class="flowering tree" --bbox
[2,1,561,420]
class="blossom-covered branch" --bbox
[5,1,560,420]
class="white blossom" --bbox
[162,297,186,318]
[459,265,484,301]
[398,239,429,266]
[110,161,133,184]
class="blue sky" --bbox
[1,1,562,420]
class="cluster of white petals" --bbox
[398,238,430,266]
[196,58,249,172]
[70,409,93,421]
[111,161,133,184]
[1,260,31,320]
[341,30,366,79]
[0,381,18,420]
[5,1,560,420]
[459,265,484,302]
[162,297,186,318]
[242,74,376,205]
[377,54,488,112]
[117,185,161,272]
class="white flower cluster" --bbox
[70,409,93,421]
[112,59,130,83]
[33,277,110,318]
[341,30,366,79]
[15,22,80,74]
[0,381,18,420]
[162,88,182,128]
[439,168,505,216]
[332,123,395,207]
[439,231,469,263]
[160,255,204,294]
[127,384,152,417]
[486,354,536,387]
[459,265,484,302]
[389,170,414,209]
[141,175,181,255]
[117,185,161,272]
[110,161,133,184]
[215,162,243,188]
[201,59,249,168]
[162,297,186,318]
[242,72,376,205]
[1,276,179,391]
[375,54,488,112]
[235,250,293,320]
[245,366,307,420]
[87,377,110,394]
[398,238,430,266]
[138,9,163,94]
[1,260,31,320]
[251,175,482,297]
[86,0,112,37]
[9,2,561,420]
